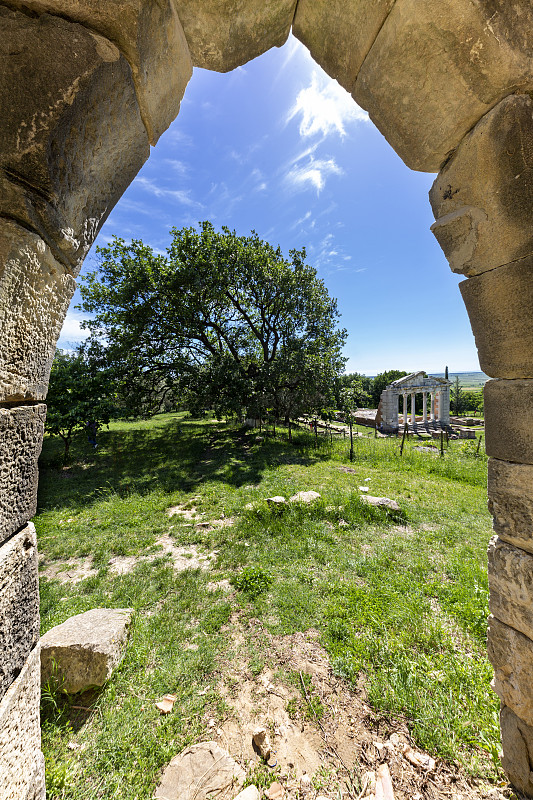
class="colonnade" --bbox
[400,390,441,425]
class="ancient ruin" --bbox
[1,2,532,797]
[377,372,451,433]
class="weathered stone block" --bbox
[353,0,533,171]
[0,644,43,800]
[293,0,394,93]
[488,537,533,643]
[459,257,533,379]
[0,7,149,274]
[484,380,533,465]
[41,608,133,694]
[430,94,533,276]
[174,0,297,72]
[488,615,533,728]
[0,524,39,703]
[0,405,46,546]
[500,704,533,797]
[488,459,533,555]
[0,219,75,402]
[10,0,192,144]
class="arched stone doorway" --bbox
[0,3,532,797]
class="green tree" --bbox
[79,222,347,422]
[462,389,484,417]
[45,347,115,462]
[450,376,466,415]
[370,370,408,407]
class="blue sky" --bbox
[59,36,480,376]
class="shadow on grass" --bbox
[37,416,335,514]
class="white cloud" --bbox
[57,310,90,347]
[285,156,342,194]
[134,177,203,209]
[288,71,368,139]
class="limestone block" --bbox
[484,379,533,465]
[0,405,46,546]
[488,537,533,643]
[41,608,133,694]
[0,524,39,702]
[0,219,75,402]
[487,615,533,728]
[459,257,533,379]
[10,0,192,144]
[488,459,533,555]
[500,704,533,797]
[430,95,533,276]
[353,0,533,171]
[293,0,394,93]
[155,741,245,800]
[174,0,297,72]
[0,7,149,274]
[0,644,43,800]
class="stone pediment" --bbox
[389,372,450,392]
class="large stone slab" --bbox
[0,7,149,274]
[500,704,533,797]
[484,379,533,465]
[41,608,133,694]
[430,94,533,276]
[488,459,533,555]
[0,644,43,800]
[487,615,533,728]
[175,0,297,72]
[0,405,46,546]
[353,0,533,171]
[0,219,75,402]
[488,537,533,643]
[459,257,533,379]
[10,0,192,144]
[0,524,39,702]
[154,741,245,800]
[293,0,394,93]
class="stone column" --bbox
[422,392,427,423]
[430,392,435,422]
[435,392,441,422]
[0,6,192,799]
[431,94,533,796]
[411,392,416,425]
[402,393,408,426]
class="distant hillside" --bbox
[432,371,489,388]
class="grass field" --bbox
[35,413,498,799]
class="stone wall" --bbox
[1,1,532,796]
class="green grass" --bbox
[36,413,498,798]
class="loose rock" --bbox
[233,786,261,800]
[252,725,271,761]
[154,741,245,800]
[361,496,400,511]
[265,782,284,800]
[40,608,133,694]
[266,496,287,507]
[289,491,321,503]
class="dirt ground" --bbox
[199,619,508,800]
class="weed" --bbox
[232,566,273,598]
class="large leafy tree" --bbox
[79,222,347,420]
[45,346,116,461]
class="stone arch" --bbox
[1,2,532,797]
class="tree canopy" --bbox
[79,222,347,420]
[46,346,115,461]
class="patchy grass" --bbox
[36,413,497,798]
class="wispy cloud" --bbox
[57,310,90,347]
[285,156,342,194]
[287,70,368,139]
[134,177,203,209]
